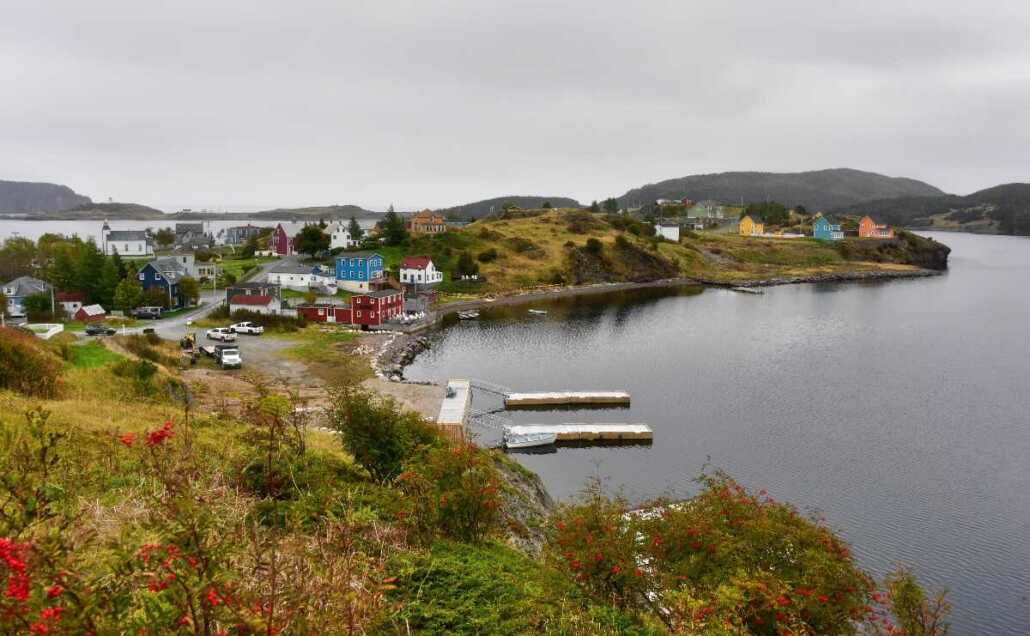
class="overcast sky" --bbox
[2,1,1028,211]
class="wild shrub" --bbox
[0,327,62,398]
[477,248,499,263]
[229,309,306,332]
[565,210,603,234]
[396,443,501,543]
[546,472,942,634]
[326,386,441,482]
[585,238,604,255]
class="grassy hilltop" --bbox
[385,209,949,299]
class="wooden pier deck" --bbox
[504,391,631,408]
[436,379,471,442]
[504,423,652,442]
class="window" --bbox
[138,273,144,281]
[155,274,162,281]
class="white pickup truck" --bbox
[230,321,264,335]
[200,345,242,369]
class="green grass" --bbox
[67,341,125,368]
[277,327,360,363]
[219,256,277,280]
[377,540,655,635]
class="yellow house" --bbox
[738,214,764,236]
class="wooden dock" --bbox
[436,379,471,443]
[504,391,631,408]
[504,423,652,442]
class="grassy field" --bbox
[218,255,277,280]
[67,341,125,368]
[276,326,361,363]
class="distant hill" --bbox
[0,180,92,214]
[240,205,381,221]
[440,196,582,219]
[834,183,1030,235]
[617,169,944,211]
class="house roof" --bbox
[2,276,51,297]
[336,251,382,260]
[229,294,275,306]
[655,222,679,228]
[106,230,149,241]
[175,223,204,234]
[227,281,276,290]
[363,289,402,299]
[400,256,433,269]
[269,264,317,275]
[56,291,85,302]
[78,304,105,316]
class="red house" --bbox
[858,215,894,239]
[296,303,351,323]
[350,290,403,328]
[74,304,106,322]
[271,223,295,256]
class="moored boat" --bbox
[457,310,480,320]
[527,309,548,315]
[503,428,557,449]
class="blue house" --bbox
[335,252,384,293]
[812,215,844,241]
[138,257,188,308]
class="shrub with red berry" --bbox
[395,443,501,543]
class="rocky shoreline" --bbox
[377,266,942,379]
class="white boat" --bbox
[527,309,548,315]
[730,287,764,295]
[503,429,557,449]
[457,310,480,320]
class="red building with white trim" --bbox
[295,289,402,329]
[270,223,295,256]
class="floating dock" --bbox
[504,391,631,408]
[437,379,471,443]
[504,424,652,442]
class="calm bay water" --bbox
[405,232,1030,634]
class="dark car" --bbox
[132,306,163,320]
[85,323,117,336]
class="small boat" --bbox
[527,309,548,315]
[457,310,480,320]
[503,429,557,449]
[730,287,764,295]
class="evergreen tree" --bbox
[49,247,78,292]
[541,201,552,209]
[97,258,121,308]
[455,251,479,278]
[294,224,331,258]
[75,240,106,303]
[112,250,127,279]
[113,276,144,311]
[382,208,409,246]
[347,216,363,242]
[603,198,619,213]
[589,201,601,213]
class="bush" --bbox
[0,327,62,397]
[326,386,442,481]
[477,248,499,263]
[230,309,306,332]
[122,334,169,365]
[549,472,888,633]
[585,238,604,255]
[397,444,501,543]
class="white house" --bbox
[327,222,358,250]
[655,222,680,242]
[167,250,218,280]
[399,256,443,286]
[228,294,280,315]
[266,264,318,291]
[102,223,153,257]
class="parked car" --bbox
[132,306,163,320]
[230,321,264,335]
[214,345,242,369]
[85,323,117,336]
[206,327,237,342]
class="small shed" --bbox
[74,304,106,322]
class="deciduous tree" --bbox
[294,224,330,258]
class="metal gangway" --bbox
[468,378,513,398]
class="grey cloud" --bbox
[1,0,1028,209]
